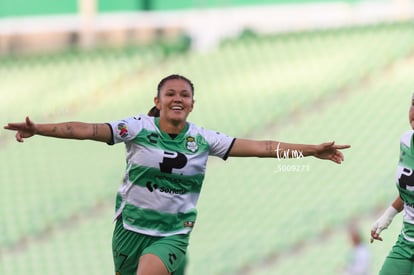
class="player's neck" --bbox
[159,118,186,134]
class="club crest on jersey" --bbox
[186,136,198,152]
[117,123,129,138]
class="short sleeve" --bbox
[199,128,235,160]
[107,115,145,145]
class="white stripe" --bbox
[400,130,414,147]
[402,229,414,242]
[127,184,199,214]
[122,221,191,237]
[403,204,414,224]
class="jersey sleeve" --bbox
[399,130,414,150]
[107,115,145,145]
[200,128,235,160]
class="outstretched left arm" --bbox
[228,139,350,164]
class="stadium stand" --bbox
[2,0,414,273]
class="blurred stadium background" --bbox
[1,0,414,274]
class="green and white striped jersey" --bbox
[107,115,235,237]
[396,130,414,242]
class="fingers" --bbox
[330,151,345,164]
[16,132,24,143]
[4,121,24,131]
[334,144,351,150]
[315,143,347,164]
[327,142,350,164]
[4,116,34,143]
[370,232,383,243]
[26,116,32,126]
[335,151,345,161]
[4,116,33,130]
[331,155,342,164]
[324,141,351,150]
[3,123,13,130]
[329,141,351,150]
[370,227,384,243]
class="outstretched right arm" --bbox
[4,116,112,143]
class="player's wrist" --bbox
[372,206,399,232]
[384,206,399,219]
[302,144,316,157]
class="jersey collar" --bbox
[154,117,189,140]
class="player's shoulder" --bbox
[400,130,414,147]
[186,121,217,135]
[132,114,152,121]
[115,114,156,131]
[187,122,233,142]
[125,114,155,124]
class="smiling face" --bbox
[154,78,194,130]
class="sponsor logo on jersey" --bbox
[186,136,198,152]
[397,165,414,190]
[146,181,158,192]
[117,123,128,138]
[146,181,185,195]
[147,132,159,144]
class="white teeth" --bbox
[172,106,183,110]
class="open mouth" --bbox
[171,106,184,111]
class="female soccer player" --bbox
[371,93,414,275]
[4,74,350,275]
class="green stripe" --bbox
[133,128,210,154]
[123,203,196,233]
[403,221,414,239]
[129,165,204,193]
[154,117,189,141]
[400,144,414,169]
[115,192,122,212]
[398,186,414,205]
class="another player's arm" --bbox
[392,196,404,212]
[370,196,403,243]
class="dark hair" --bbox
[147,105,160,117]
[156,74,194,97]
